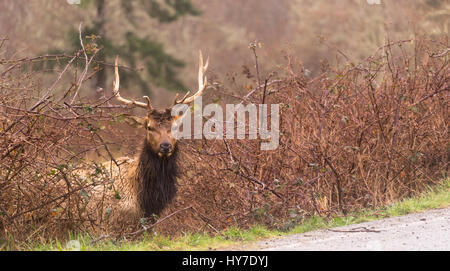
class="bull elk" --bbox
[92,51,208,229]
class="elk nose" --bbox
[160,143,172,153]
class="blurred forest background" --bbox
[1,0,448,107]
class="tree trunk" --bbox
[95,0,106,97]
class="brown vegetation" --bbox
[158,36,449,235]
[1,32,448,245]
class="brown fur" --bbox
[136,141,179,218]
[90,51,207,231]
[88,110,180,230]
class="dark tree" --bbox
[69,0,201,97]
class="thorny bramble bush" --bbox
[161,36,448,235]
[0,34,448,246]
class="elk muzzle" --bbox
[159,142,172,155]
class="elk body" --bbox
[90,52,208,230]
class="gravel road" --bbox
[240,207,450,251]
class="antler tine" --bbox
[143,96,153,110]
[172,91,191,107]
[174,50,209,105]
[197,50,208,91]
[113,55,152,110]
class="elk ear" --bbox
[121,115,147,128]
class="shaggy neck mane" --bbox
[136,141,179,218]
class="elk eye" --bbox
[147,126,156,131]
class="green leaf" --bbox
[114,190,122,200]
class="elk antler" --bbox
[113,56,153,110]
[173,50,209,106]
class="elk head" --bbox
[113,51,209,158]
